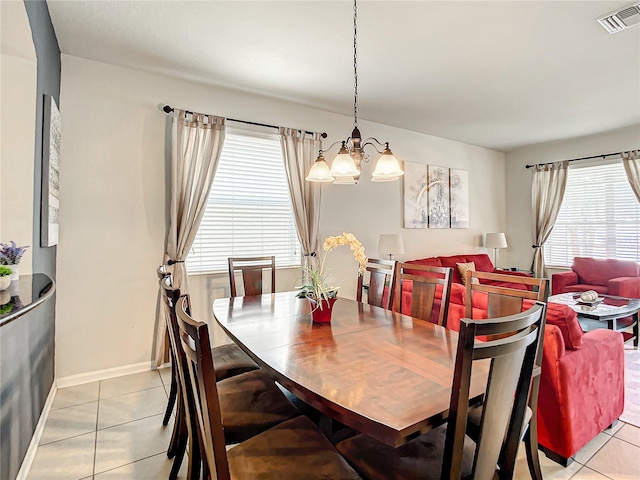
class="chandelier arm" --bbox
[319,140,346,155]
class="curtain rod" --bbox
[524,150,634,169]
[162,105,327,138]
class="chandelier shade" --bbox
[330,146,360,176]
[305,0,404,185]
[305,154,335,182]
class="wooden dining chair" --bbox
[464,270,549,480]
[337,302,546,480]
[175,295,362,480]
[157,266,259,426]
[228,255,276,297]
[159,277,299,480]
[356,258,395,310]
[392,262,453,326]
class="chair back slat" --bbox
[356,258,395,309]
[176,296,231,480]
[441,302,545,480]
[392,262,453,326]
[228,256,276,297]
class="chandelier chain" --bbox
[353,0,358,128]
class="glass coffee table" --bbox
[549,293,639,347]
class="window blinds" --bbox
[544,162,640,267]
[186,128,301,273]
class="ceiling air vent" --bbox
[598,2,640,34]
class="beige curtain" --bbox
[279,128,323,267]
[531,161,569,278]
[622,150,640,202]
[155,110,226,366]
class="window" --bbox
[186,127,300,273]
[544,161,640,267]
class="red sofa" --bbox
[393,260,625,465]
[552,257,640,298]
[406,253,532,289]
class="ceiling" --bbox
[47,0,640,151]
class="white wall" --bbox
[57,55,506,377]
[0,0,37,274]
[504,124,640,270]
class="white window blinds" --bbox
[186,127,301,273]
[544,161,640,267]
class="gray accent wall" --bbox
[0,2,60,479]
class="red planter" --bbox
[307,297,337,324]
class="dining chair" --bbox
[391,262,453,326]
[356,258,395,310]
[336,301,546,480]
[157,266,259,426]
[228,255,276,297]
[159,277,299,480]
[175,295,362,480]
[464,270,549,480]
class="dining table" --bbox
[213,291,490,448]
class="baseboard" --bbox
[56,361,156,388]
[16,381,57,480]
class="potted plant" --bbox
[0,266,11,291]
[297,232,367,323]
[0,241,29,281]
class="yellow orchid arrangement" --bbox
[298,233,367,305]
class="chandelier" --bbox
[305,0,404,185]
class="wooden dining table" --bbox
[213,291,490,448]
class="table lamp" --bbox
[485,232,508,267]
[378,234,404,260]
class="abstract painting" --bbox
[450,168,469,228]
[41,95,60,247]
[427,165,450,228]
[403,162,429,228]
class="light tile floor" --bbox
[26,368,640,479]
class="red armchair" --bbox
[552,257,640,298]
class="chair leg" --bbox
[167,388,185,458]
[168,426,187,480]
[524,428,543,480]
[524,381,543,480]
[163,356,178,426]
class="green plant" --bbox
[0,266,11,277]
[297,233,367,307]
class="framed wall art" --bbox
[403,162,469,229]
[427,165,450,229]
[41,94,60,247]
[403,162,429,228]
[449,168,469,228]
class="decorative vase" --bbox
[0,276,10,291]
[307,297,338,324]
[7,264,19,281]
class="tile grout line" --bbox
[92,381,101,478]
[569,465,615,480]
[93,452,168,478]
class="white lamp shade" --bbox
[305,159,335,182]
[378,234,405,255]
[371,175,399,183]
[485,232,508,249]
[330,152,360,176]
[333,176,358,185]
[371,152,404,178]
